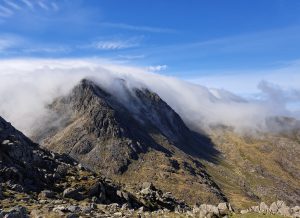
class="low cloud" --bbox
[0,58,299,135]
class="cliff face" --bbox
[32,79,227,205]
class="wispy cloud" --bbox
[22,46,71,54]
[0,5,13,17]
[0,35,20,51]
[21,0,34,10]
[51,2,59,11]
[147,65,168,72]
[92,39,140,50]
[136,25,300,60]
[38,1,49,11]
[4,0,21,10]
[117,54,145,60]
[100,22,176,33]
[0,0,59,22]
[187,59,300,96]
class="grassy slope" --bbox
[204,129,300,209]
[230,213,286,218]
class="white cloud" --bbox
[38,1,49,10]
[187,59,300,96]
[93,39,139,50]
[22,46,71,54]
[0,58,298,136]
[100,22,175,33]
[117,54,145,60]
[147,65,167,72]
[3,0,21,10]
[21,0,34,10]
[51,2,59,11]
[0,35,20,51]
[0,5,13,17]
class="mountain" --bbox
[32,79,227,206]
[0,116,195,217]
[1,78,299,217]
[31,78,300,210]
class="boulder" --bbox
[276,200,285,208]
[63,188,84,201]
[52,205,67,214]
[10,184,24,193]
[250,206,259,213]
[269,202,279,214]
[259,202,269,213]
[88,182,100,197]
[218,202,232,215]
[38,190,55,199]
[142,182,154,190]
[3,206,28,218]
[67,206,80,213]
[240,209,249,214]
[53,164,69,179]
[278,205,291,217]
[66,214,79,218]
[292,206,300,213]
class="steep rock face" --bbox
[0,116,59,190]
[0,115,129,204]
[32,79,227,205]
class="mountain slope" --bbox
[203,128,300,209]
[32,79,227,206]
[0,116,195,217]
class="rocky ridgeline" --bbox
[240,201,300,218]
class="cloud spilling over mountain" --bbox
[0,58,299,135]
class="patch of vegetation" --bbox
[230,213,286,218]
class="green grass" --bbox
[230,213,286,218]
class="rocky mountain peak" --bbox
[31,78,227,205]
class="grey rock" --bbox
[217,202,231,215]
[278,205,291,217]
[4,206,28,218]
[54,165,69,179]
[38,190,55,199]
[240,209,248,214]
[142,182,153,190]
[53,205,67,213]
[269,202,279,214]
[259,202,269,213]
[81,206,92,214]
[67,206,80,213]
[10,184,24,193]
[63,187,84,200]
[292,206,300,213]
[250,205,260,213]
[66,214,79,218]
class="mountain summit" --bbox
[32,78,227,205]
[31,78,300,208]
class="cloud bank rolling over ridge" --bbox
[0,58,299,135]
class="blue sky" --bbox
[0,0,300,95]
